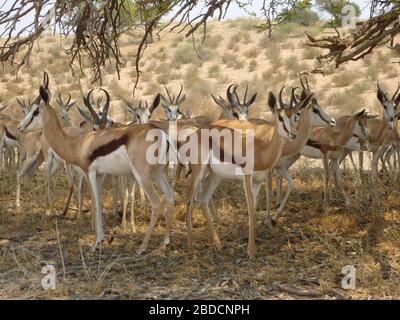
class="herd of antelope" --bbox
[0,71,399,260]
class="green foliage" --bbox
[316,0,360,27]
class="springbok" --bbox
[300,109,369,207]
[18,72,175,254]
[335,83,399,183]
[183,90,313,259]
[56,93,76,126]
[263,77,336,228]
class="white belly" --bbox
[301,146,323,159]
[4,136,17,147]
[90,146,132,175]
[344,137,361,151]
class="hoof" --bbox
[91,237,105,253]
[136,246,146,255]
[263,215,278,233]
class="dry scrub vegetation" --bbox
[1,19,400,300]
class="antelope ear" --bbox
[395,94,400,108]
[247,93,257,106]
[160,95,169,105]
[77,107,90,121]
[39,85,50,105]
[67,101,76,111]
[177,94,186,105]
[297,93,314,111]
[268,92,277,113]
[354,109,366,119]
[150,93,161,113]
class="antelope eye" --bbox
[33,109,39,116]
[278,115,283,121]
[312,108,318,113]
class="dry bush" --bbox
[184,66,211,96]
[332,70,355,88]
[150,47,169,62]
[248,60,258,72]
[239,31,251,44]
[173,42,214,67]
[284,55,305,74]
[244,48,259,59]
[203,34,223,49]
[239,18,259,31]
[144,82,160,96]
[302,46,320,60]
[221,53,244,69]
[208,64,220,78]
[48,46,62,59]
[326,88,365,114]
[109,79,131,99]
[227,33,241,50]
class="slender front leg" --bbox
[358,150,364,181]
[244,174,256,260]
[87,170,104,251]
[273,167,293,221]
[62,165,74,216]
[45,151,55,215]
[322,153,330,209]
[130,181,137,233]
[121,176,128,233]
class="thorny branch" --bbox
[306,1,400,69]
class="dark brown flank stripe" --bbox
[306,139,338,154]
[5,127,17,140]
[88,135,129,163]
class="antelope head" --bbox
[128,94,161,124]
[16,98,32,116]
[81,89,113,130]
[268,91,300,141]
[160,85,186,121]
[377,81,400,130]
[226,84,257,121]
[210,92,233,118]
[18,72,50,132]
[299,75,336,127]
[56,93,76,125]
[351,109,369,141]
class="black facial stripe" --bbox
[313,108,331,125]
[280,117,289,134]
[25,108,39,128]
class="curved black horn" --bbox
[278,85,287,109]
[99,88,110,123]
[289,87,298,109]
[243,85,249,104]
[226,84,238,106]
[43,72,49,89]
[164,85,173,104]
[176,84,183,103]
[392,83,400,101]
[84,89,100,124]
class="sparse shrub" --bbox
[227,34,241,50]
[302,46,320,60]
[326,88,365,114]
[248,60,257,72]
[156,74,169,85]
[203,34,223,49]
[104,63,117,74]
[208,64,220,78]
[239,18,259,31]
[109,79,131,99]
[284,55,299,71]
[332,70,355,87]
[221,53,244,69]
[244,48,259,59]
[239,31,251,44]
[48,46,62,59]
[144,82,160,95]
[173,42,213,66]
[151,47,169,61]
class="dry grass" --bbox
[1,160,400,299]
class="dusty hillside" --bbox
[1,19,399,123]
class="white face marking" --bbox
[382,101,397,129]
[309,100,336,127]
[164,104,179,121]
[18,103,43,132]
[232,105,249,121]
[277,111,296,140]
[135,108,151,124]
